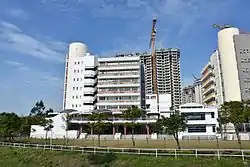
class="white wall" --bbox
[218,28,241,101]
[30,113,78,139]
[179,103,219,138]
[146,94,171,114]
[64,42,98,112]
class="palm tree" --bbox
[122,106,145,146]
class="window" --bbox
[77,78,79,81]
[76,87,78,90]
[211,112,215,118]
[78,61,80,64]
[76,104,78,107]
[212,125,216,132]
[183,112,205,120]
[72,104,74,108]
[73,78,75,81]
[76,95,78,99]
[187,125,206,133]
[77,70,79,73]
[73,87,75,90]
[72,96,74,99]
[74,70,76,73]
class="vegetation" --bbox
[219,100,250,149]
[122,106,145,146]
[0,100,53,142]
[61,112,72,145]
[0,147,249,167]
[86,111,111,147]
[156,112,187,149]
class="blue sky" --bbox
[0,0,249,115]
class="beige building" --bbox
[201,50,223,106]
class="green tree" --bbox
[0,112,22,141]
[29,100,46,117]
[61,112,72,145]
[122,106,145,146]
[220,101,250,149]
[157,112,187,149]
[87,112,110,147]
[41,119,54,144]
[18,116,32,139]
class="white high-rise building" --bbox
[63,42,98,112]
[96,54,146,111]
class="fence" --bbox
[1,142,250,160]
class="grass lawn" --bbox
[0,146,249,167]
[15,138,250,149]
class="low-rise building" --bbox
[179,103,219,139]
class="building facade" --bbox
[201,50,223,106]
[96,54,146,111]
[179,103,219,139]
[194,79,203,104]
[233,34,250,100]
[217,28,250,102]
[182,85,195,104]
[140,48,181,109]
[182,79,202,105]
[63,42,98,112]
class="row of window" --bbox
[239,49,250,54]
[74,61,84,65]
[187,125,216,133]
[241,58,250,63]
[73,87,82,91]
[182,112,215,120]
[74,69,83,73]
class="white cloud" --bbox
[7,8,30,20]
[4,60,23,67]
[0,20,67,63]
[3,59,63,89]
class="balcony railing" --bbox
[98,72,139,76]
[99,64,139,67]
[98,100,139,103]
[98,90,140,94]
[98,81,139,85]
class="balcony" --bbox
[98,81,139,85]
[202,77,214,88]
[98,72,139,79]
[97,82,140,88]
[203,93,216,103]
[97,90,140,96]
[98,100,139,103]
[98,64,140,70]
[202,84,215,96]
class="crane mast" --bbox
[149,18,159,112]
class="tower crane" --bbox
[149,17,159,112]
[212,24,232,30]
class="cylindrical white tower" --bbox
[69,42,88,57]
[218,27,241,102]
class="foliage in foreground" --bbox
[0,147,249,167]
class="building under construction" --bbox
[140,48,182,110]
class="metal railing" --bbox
[98,72,139,76]
[1,142,249,160]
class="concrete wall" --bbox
[218,27,241,101]
[234,34,250,100]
